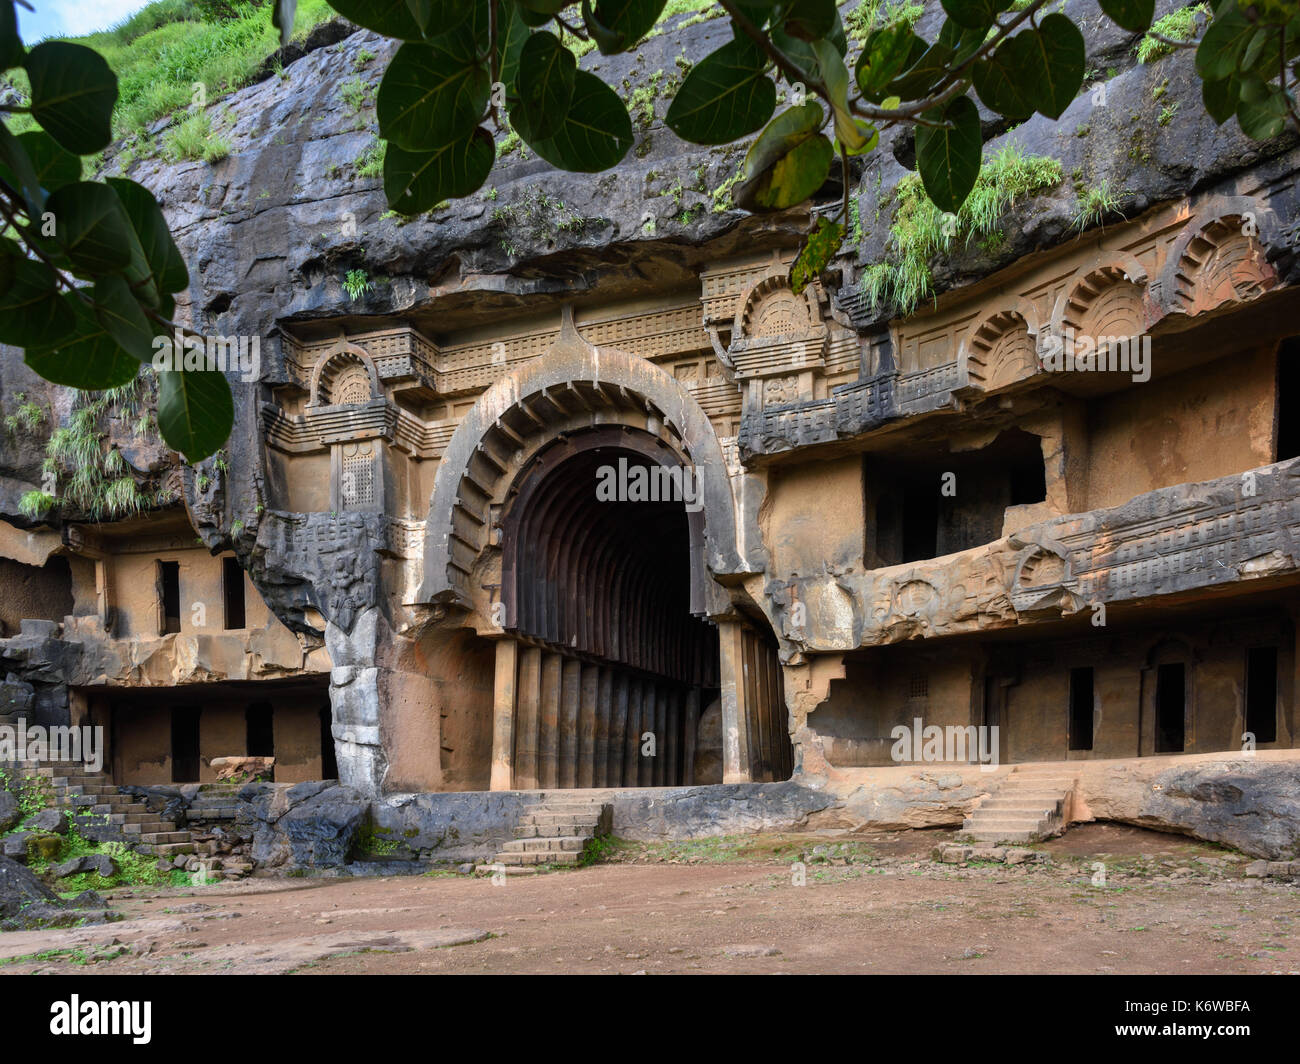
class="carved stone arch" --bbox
[733,273,820,341]
[418,308,744,611]
[959,308,1038,392]
[1013,543,1070,591]
[1156,200,1280,317]
[1144,634,1201,667]
[308,340,382,407]
[1053,257,1149,340]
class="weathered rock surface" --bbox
[52,854,118,879]
[606,782,835,840]
[817,769,1003,831]
[246,781,368,868]
[0,853,57,919]
[25,808,66,835]
[0,788,18,833]
[1076,757,1300,860]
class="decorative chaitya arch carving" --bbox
[733,273,820,341]
[307,340,382,407]
[1056,258,1149,339]
[958,305,1039,392]
[418,307,744,611]
[1154,199,1280,318]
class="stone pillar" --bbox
[325,607,389,795]
[577,665,600,789]
[560,658,581,788]
[489,638,517,791]
[683,687,700,785]
[593,668,613,788]
[515,646,542,789]
[538,652,561,788]
[719,620,752,783]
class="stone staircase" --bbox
[489,793,612,869]
[20,757,196,857]
[959,765,1078,844]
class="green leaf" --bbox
[0,123,47,218]
[936,16,988,65]
[156,366,234,463]
[383,125,495,213]
[1201,73,1241,124]
[107,177,189,296]
[377,36,491,152]
[405,0,432,32]
[582,0,667,54]
[272,0,298,48]
[887,37,955,100]
[780,0,837,41]
[523,70,633,171]
[0,0,24,71]
[1196,6,1255,81]
[856,25,922,100]
[813,39,875,155]
[93,274,159,364]
[940,0,1011,31]
[18,130,81,192]
[1236,78,1288,139]
[498,2,532,89]
[665,35,776,145]
[24,41,117,155]
[915,95,981,214]
[733,103,834,211]
[25,291,139,390]
[789,217,844,296]
[1097,0,1154,33]
[324,0,425,40]
[972,42,1033,119]
[0,257,74,347]
[45,181,136,274]
[1021,15,1086,119]
[512,31,577,142]
[975,16,1084,120]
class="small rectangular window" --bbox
[1069,667,1094,751]
[222,556,246,630]
[158,561,181,635]
[1245,646,1278,744]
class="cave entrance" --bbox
[494,428,732,788]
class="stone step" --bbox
[517,812,600,827]
[137,841,195,857]
[493,850,581,867]
[513,822,596,838]
[978,797,1064,811]
[140,830,189,844]
[960,829,1038,844]
[499,836,586,854]
[962,816,1053,833]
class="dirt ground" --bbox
[1,824,1296,975]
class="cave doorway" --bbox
[496,428,728,788]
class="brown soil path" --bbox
[0,825,1295,975]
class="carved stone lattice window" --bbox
[340,443,375,509]
[332,364,372,405]
[752,291,807,338]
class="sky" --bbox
[16,0,153,42]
